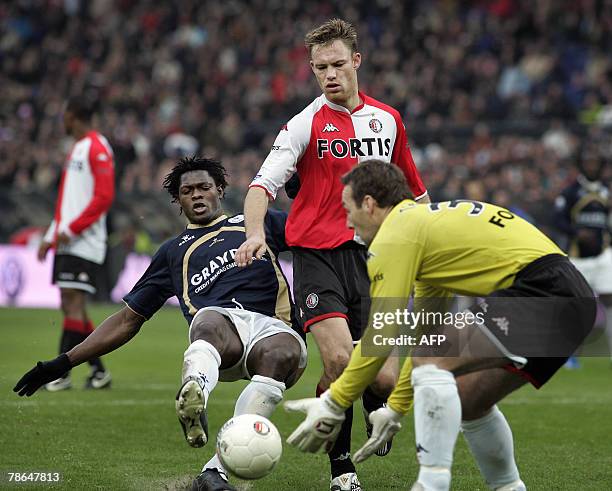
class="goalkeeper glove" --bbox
[354,405,402,463]
[285,390,346,453]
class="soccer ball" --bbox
[216,414,282,480]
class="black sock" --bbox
[362,386,387,414]
[88,356,105,373]
[58,330,83,378]
[59,330,105,373]
[329,405,355,478]
[60,330,82,354]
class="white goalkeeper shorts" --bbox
[189,306,307,382]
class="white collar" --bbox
[577,174,602,192]
[322,93,364,114]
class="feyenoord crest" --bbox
[253,420,270,435]
[306,293,319,309]
[369,118,383,133]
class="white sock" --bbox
[412,365,460,491]
[201,375,286,476]
[182,340,220,406]
[462,406,521,489]
[202,454,227,476]
[416,467,452,491]
[234,375,286,418]
[495,481,526,491]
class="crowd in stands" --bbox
[1,0,611,245]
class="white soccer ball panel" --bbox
[216,414,282,480]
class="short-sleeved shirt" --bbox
[250,92,427,249]
[123,211,293,326]
[366,199,564,300]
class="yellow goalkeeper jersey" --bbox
[330,199,563,414]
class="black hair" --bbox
[162,156,229,202]
[65,96,97,121]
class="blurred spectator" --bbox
[1,0,611,245]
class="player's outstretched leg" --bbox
[196,330,303,490]
[178,310,243,448]
[176,339,218,448]
[233,374,286,418]
[197,375,288,488]
[176,373,210,448]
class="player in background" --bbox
[285,161,595,491]
[555,142,611,365]
[16,157,307,491]
[37,96,115,391]
[236,19,429,490]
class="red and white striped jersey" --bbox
[44,131,115,264]
[250,92,427,249]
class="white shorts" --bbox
[189,307,307,382]
[570,248,612,294]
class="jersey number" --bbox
[427,200,485,216]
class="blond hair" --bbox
[304,18,358,55]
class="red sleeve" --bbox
[392,116,427,200]
[69,137,115,235]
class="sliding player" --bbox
[15,157,306,491]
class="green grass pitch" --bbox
[1,305,611,490]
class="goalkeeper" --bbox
[286,160,596,491]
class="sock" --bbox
[462,406,520,489]
[412,364,461,491]
[59,318,88,377]
[495,481,526,491]
[233,375,285,418]
[60,319,84,352]
[317,382,355,477]
[81,319,106,373]
[83,319,95,335]
[329,406,355,478]
[182,340,221,406]
[417,467,452,491]
[362,385,387,414]
[202,454,227,477]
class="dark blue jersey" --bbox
[123,210,294,327]
[554,176,610,257]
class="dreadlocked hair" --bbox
[162,156,228,202]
